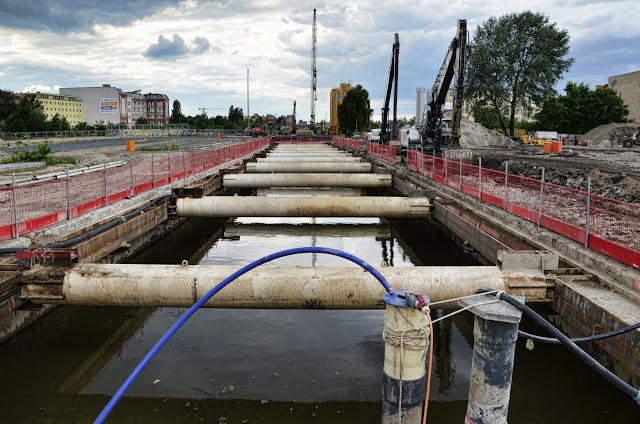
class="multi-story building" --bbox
[60,84,170,126]
[330,82,351,135]
[608,71,640,123]
[22,92,84,127]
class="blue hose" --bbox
[94,246,397,423]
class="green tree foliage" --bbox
[171,99,185,123]
[5,143,75,165]
[136,117,150,125]
[0,90,17,123]
[47,113,71,131]
[535,82,629,134]
[2,94,47,132]
[228,105,244,125]
[466,11,574,136]
[337,84,372,136]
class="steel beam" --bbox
[223,173,392,188]
[176,196,431,218]
[22,264,549,308]
[247,162,372,173]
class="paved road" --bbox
[0,137,175,153]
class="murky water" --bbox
[0,212,638,422]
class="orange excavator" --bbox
[252,117,277,137]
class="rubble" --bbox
[458,116,516,149]
[580,123,640,148]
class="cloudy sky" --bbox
[1,0,639,123]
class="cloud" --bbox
[192,36,211,54]
[0,0,177,33]
[21,84,61,93]
[144,34,189,59]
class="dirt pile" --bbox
[479,158,640,204]
[454,115,515,148]
[580,123,640,147]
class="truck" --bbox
[400,126,422,149]
[534,131,558,141]
[367,128,381,143]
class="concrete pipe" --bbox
[255,188,363,197]
[223,223,391,239]
[267,153,349,158]
[246,162,372,173]
[223,173,392,188]
[23,264,548,308]
[258,157,361,162]
[176,196,431,218]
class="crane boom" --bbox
[380,33,400,145]
[421,19,467,148]
[292,100,297,134]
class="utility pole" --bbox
[310,8,317,132]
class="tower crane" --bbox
[310,8,317,133]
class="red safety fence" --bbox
[367,142,397,164]
[0,138,269,240]
[408,150,640,270]
[332,137,365,152]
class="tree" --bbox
[136,117,150,125]
[466,11,574,136]
[337,84,372,136]
[535,82,629,134]
[0,90,17,123]
[171,100,185,124]
[2,94,47,132]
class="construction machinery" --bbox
[380,33,400,147]
[310,8,317,133]
[291,101,297,134]
[620,128,640,148]
[252,117,277,137]
[420,19,468,149]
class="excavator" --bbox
[252,117,277,137]
[380,33,400,147]
[420,19,468,150]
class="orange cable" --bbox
[422,311,434,424]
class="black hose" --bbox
[477,288,640,404]
[0,194,170,255]
[519,322,640,345]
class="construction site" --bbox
[0,11,639,424]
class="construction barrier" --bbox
[0,138,269,240]
[332,137,365,152]
[407,150,640,270]
[367,142,397,164]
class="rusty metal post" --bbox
[459,294,524,424]
[151,153,155,189]
[168,149,173,190]
[129,153,134,197]
[538,167,545,226]
[11,172,18,238]
[103,160,108,206]
[503,161,509,210]
[381,295,428,424]
[478,157,483,200]
[585,176,591,249]
[66,166,71,220]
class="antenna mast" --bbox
[310,8,317,131]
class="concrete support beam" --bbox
[22,264,548,308]
[255,188,363,196]
[223,223,391,238]
[247,162,372,173]
[223,173,392,188]
[267,153,349,158]
[176,196,431,218]
[258,157,361,162]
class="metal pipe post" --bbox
[151,153,155,189]
[444,156,448,185]
[503,161,509,210]
[103,160,108,206]
[66,166,71,220]
[11,173,18,238]
[460,294,524,424]
[182,151,187,187]
[381,300,428,424]
[585,177,591,248]
[168,150,172,190]
[478,157,483,200]
[129,153,134,197]
[459,156,462,188]
[538,167,545,226]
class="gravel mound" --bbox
[580,123,640,147]
[443,113,516,148]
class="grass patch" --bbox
[139,142,179,152]
[2,143,76,166]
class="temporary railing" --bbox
[0,138,269,240]
[332,137,365,152]
[367,142,397,164]
[407,149,640,270]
